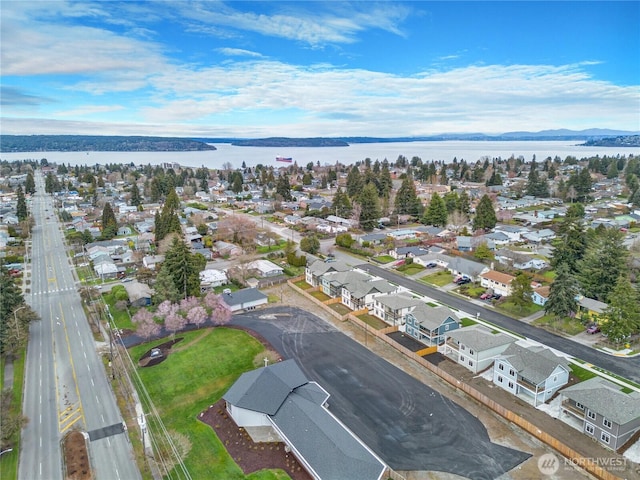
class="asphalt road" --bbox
[358,263,640,384]
[232,307,531,479]
[19,172,140,480]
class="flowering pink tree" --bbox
[204,292,232,326]
[179,296,200,314]
[137,315,161,341]
[132,308,154,325]
[156,300,178,320]
[186,306,208,329]
[165,312,187,338]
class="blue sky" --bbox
[1,1,639,137]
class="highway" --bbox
[358,263,640,384]
[19,171,140,480]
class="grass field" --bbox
[129,327,289,480]
[496,300,543,318]
[419,271,453,287]
[373,255,394,264]
[0,349,25,479]
[395,264,425,276]
[533,314,585,335]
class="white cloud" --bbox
[216,48,263,58]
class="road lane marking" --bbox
[91,378,95,387]
[58,304,86,431]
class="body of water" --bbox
[2,140,638,170]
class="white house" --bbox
[493,343,570,406]
[479,270,516,297]
[371,293,421,327]
[199,269,228,291]
[247,259,284,278]
[444,325,515,374]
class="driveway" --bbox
[232,306,530,478]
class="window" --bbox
[445,324,449,331]
[575,402,584,410]
[587,410,596,420]
[468,360,473,367]
[499,363,504,371]
[603,418,612,429]
[601,432,610,444]
[497,375,503,383]
[586,424,595,435]
[509,369,515,376]
[508,382,514,389]
[461,345,466,351]
[469,349,474,355]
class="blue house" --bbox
[404,303,460,347]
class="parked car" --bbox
[455,277,471,285]
[480,292,492,300]
[491,293,502,300]
[122,278,133,282]
[425,262,437,268]
[586,324,601,334]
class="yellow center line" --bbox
[57,303,86,431]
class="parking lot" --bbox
[233,306,531,478]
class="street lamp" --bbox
[13,305,28,329]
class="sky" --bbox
[1,1,639,138]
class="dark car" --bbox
[425,262,437,268]
[491,293,502,300]
[455,277,471,285]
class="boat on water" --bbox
[276,156,293,163]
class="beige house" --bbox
[479,270,516,297]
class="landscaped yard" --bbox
[395,263,425,276]
[129,327,289,480]
[373,255,394,264]
[459,318,477,328]
[293,280,311,290]
[495,300,544,319]
[356,313,389,330]
[329,303,352,316]
[419,270,452,287]
[103,293,136,331]
[533,314,585,335]
[309,291,330,302]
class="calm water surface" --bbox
[3,141,638,169]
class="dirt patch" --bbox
[138,338,183,367]
[199,400,312,480]
[63,430,91,480]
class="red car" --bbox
[586,325,601,334]
[480,292,492,300]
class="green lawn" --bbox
[356,313,389,330]
[329,303,352,316]
[496,300,543,319]
[395,264,425,276]
[0,349,26,479]
[103,293,136,330]
[533,314,585,335]
[460,318,477,328]
[293,280,311,290]
[255,241,287,254]
[309,291,331,302]
[569,364,597,382]
[373,255,394,264]
[130,328,288,480]
[419,271,452,287]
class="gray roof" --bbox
[223,359,308,415]
[348,279,395,299]
[407,303,459,330]
[446,256,487,277]
[324,270,371,289]
[448,325,515,351]
[562,377,640,425]
[272,383,385,480]
[497,344,568,385]
[221,288,268,308]
[578,296,608,314]
[307,259,351,276]
[374,293,421,310]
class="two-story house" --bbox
[479,270,516,297]
[304,259,351,287]
[342,279,397,312]
[404,304,460,347]
[561,377,640,451]
[444,325,515,373]
[492,343,570,406]
[372,293,421,327]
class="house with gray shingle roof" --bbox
[305,259,351,287]
[561,377,640,451]
[223,360,386,480]
[446,256,490,282]
[444,325,516,373]
[404,304,460,347]
[492,343,569,406]
[372,293,422,327]
[320,270,371,299]
[342,278,397,312]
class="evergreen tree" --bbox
[577,228,628,302]
[346,165,363,199]
[161,237,202,299]
[457,190,471,215]
[544,263,579,319]
[24,172,36,194]
[472,194,497,231]
[422,192,447,226]
[101,202,118,239]
[439,165,448,185]
[275,174,292,201]
[155,188,182,243]
[526,161,549,197]
[358,183,381,231]
[394,177,423,217]
[332,187,352,218]
[550,214,586,275]
[600,275,640,344]
[130,183,142,207]
[443,191,459,214]
[510,272,533,311]
[16,186,28,221]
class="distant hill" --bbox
[0,135,216,152]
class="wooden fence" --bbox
[286,278,622,480]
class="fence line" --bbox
[287,278,622,480]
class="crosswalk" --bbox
[31,287,77,295]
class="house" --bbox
[443,325,515,374]
[446,256,489,282]
[576,296,608,320]
[223,360,386,480]
[321,270,371,299]
[342,278,397,312]
[494,249,547,270]
[522,228,556,244]
[358,233,387,246]
[532,286,551,306]
[123,281,153,307]
[372,293,421,327]
[561,377,640,451]
[247,259,284,278]
[404,304,460,347]
[142,255,165,270]
[117,226,133,236]
[214,241,243,257]
[494,224,529,242]
[392,246,430,259]
[221,288,268,312]
[305,259,351,287]
[492,343,569,406]
[479,270,516,297]
[199,269,228,292]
